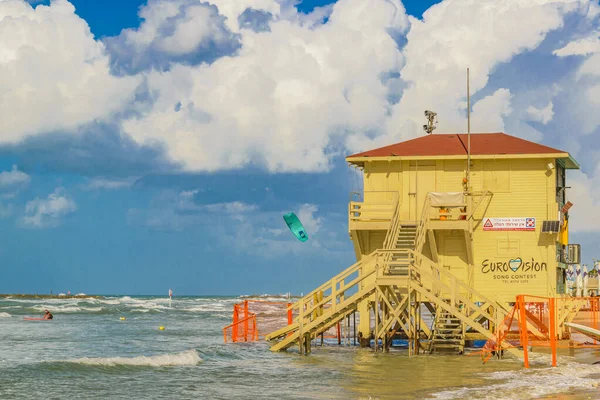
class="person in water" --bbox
[43,310,53,320]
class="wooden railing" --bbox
[382,196,402,250]
[348,191,399,223]
[408,250,510,322]
[414,195,431,254]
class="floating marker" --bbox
[120,316,126,321]
[159,326,165,331]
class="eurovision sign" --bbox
[483,217,536,231]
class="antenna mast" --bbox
[467,68,471,192]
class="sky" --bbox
[0,0,599,296]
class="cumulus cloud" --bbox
[525,102,555,125]
[554,31,600,56]
[122,0,409,172]
[366,0,589,149]
[566,169,600,232]
[0,165,30,188]
[470,89,514,132]
[0,0,139,143]
[104,0,240,75]
[22,187,77,228]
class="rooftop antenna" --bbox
[466,67,471,192]
[423,110,437,134]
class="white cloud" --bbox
[295,203,322,236]
[525,101,555,125]
[0,165,30,188]
[554,32,600,56]
[22,187,77,228]
[373,0,587,146]
[83,177,136,191]
[567,169,600,232]
[121,0,408,172]
[0,0,139,143]
[470,88,514,132]
[105,0,240,74]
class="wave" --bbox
[64,349,202,367]
[432,358,600,400]
[0,312,11,318]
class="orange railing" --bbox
[478,294,600,368]
[223,300,293,343]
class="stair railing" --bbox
[413,194,431,255]
[409,250,509,323]
[382,193,402,250]
[266,251,381,342]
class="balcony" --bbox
[348,191,398,232]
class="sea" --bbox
[1,295,600,400]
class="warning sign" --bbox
[483,218,536,231]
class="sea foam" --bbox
[0,312,11,318]
[65,349,202,367]
[432,357,600,400]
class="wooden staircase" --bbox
[265,192,522,360]
[429,305,465,354]
[388,224,416,275]
[265,251,381,353]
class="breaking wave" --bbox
[64,349,202,367]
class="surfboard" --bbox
[24,317,52,321]
[565,322,600,341]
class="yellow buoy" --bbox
[159,326,165,331]
[120,317,126,321]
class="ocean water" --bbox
[1,295,600,400]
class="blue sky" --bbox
[1,0,599,295]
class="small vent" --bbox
[542,220,560,233]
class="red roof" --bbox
[347,133,566,158]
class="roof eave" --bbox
[346,152,573,166]
[561,154,580,170]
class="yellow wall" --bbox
[470,158,558,302]
[357,157,560,302]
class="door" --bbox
[409,163,436,221]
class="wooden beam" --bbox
[428,230,439,263]
[464,230,473,266]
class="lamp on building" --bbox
[547,163,555,171]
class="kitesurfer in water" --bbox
[43,310,53,320]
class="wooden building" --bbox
[266,132,580,356]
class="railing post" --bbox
[254,316,259,341]
[331,278,337,313]
[244,300,249,342]
[517,295,529,368]
[298,297,304,353]
[232,304,239,342]
[287,303,293,325]
[549,297,557,367]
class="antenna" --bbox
[466,67,471,192]
[423,110,437,134]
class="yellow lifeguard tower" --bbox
[265,132,580,356]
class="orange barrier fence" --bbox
[223,298,354,344]
[223,300,292,343]
[479,295,600,368]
